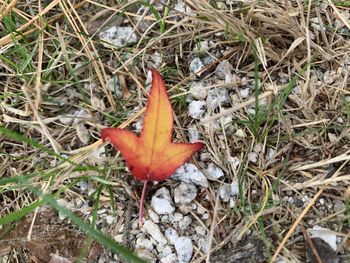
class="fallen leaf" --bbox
[101,69,203,224]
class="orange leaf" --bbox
[101,69,203,224]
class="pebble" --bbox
[189,81,209,100]
[215,60,233,79]
[106,77,122,97]
[149,209,160,223]
[149,51,162,68]
[189,57,205,76]
[179,216,192,230]
[248,152,259,163]
[164,227,179,245]
[91,94,106,111]
[219,184,231,202]
[239,87,250,98]
[106,215,114,225]
[235,128,247,138]
[136,237,154,250]
[206,87,230,110]
[171,212,184,222]
[308,225,337,251]
[143,220,167,245]
[188,100,206,119]
[160,253,178,263]
[172,163,209,187]
[100,26,138,48]
[198,237,209,253]
[76,124,90,145]
[135,248,156,262]
[151,187,175,215]
[219,182,239,202]
[174,182,197,204]
[188,125,200,143]
[175,236,193,263]
[205,163,224,180]
[195,226,207,236]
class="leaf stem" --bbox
[139,180,148,226]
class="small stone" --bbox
[149,209,160,223]
[195,226,206,236]
[114,234,123,243]
[91,94,106,111]
[135,248,156,262]
[174,182,197,204]
[228,156,240,171]
[328,133,337,142]
[161,215,170,223]
[179,216,192,230]
[219,182,239,202]
[106,77,122,97]
[248,152,259,163]
[171,212,184,222]
[106,215,114,225]
[198,237,209,253]
[136,237,154,250]
[323,70,337,85]
[319,198,325,205]
[202,213,209,220]
[295,198,304,208]
[56,199,70,220]
[172,163,208,187]
[206,87,230,110]
[205,163,224,180]
[239,87,250,98]
[165,228,179,245]
[76,124,90,145]
[156,243,165,253]
[288,196,294,204]
[189,57,204,76]
[334,200,345,213]
[174,237,193,263]
[188,125,200,143]
[149,51,161,67]
[143,220,167,245]
[231,181,239,196]
[197,205,206,215]
[215,60,233,79]
[100,26,138,48]
[162,245,173,257]
[160,253,178,263]
[235,129,247,138]
[219,184,231,202]
[188,100,206,119]
[189,81,209,100]
[151,187,175,215]
[266,148,276,160]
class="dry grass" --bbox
[1,0,350,262]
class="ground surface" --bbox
[1,1,350,263]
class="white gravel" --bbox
[174,236,193,263]
[174,182,197,204]
[151,187,175,215]
[143,220,167,245]
[188,100,206,119]
[172,163,208,187]
[100,26,138,48]
[205,162,224,180]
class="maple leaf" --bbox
[101,69,203,224]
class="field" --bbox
[1,1,350,262]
